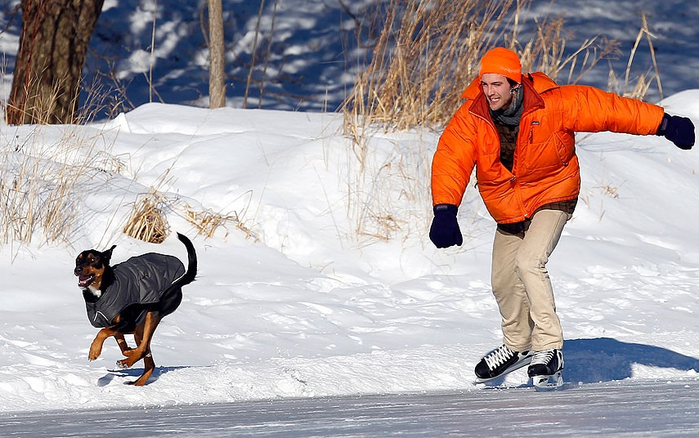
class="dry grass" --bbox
[2,41,251,248]
[5,74,73,125]
[183,204,257,240]
[121,164,176,244]
[124,172,260,243]
[0,69,127,248]
[0,126,116,247]
[123,188,170,244]
[341,0,642,137]
[608,13,663,100]
[342,0,518,146]
[4,58,122,125]
[517,19,621,85]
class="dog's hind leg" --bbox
[125,327,156,386]
[127,353,154,386]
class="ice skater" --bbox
[429,47,695,388]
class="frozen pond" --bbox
[3,379,699,437]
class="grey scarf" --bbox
[491,86,524,127]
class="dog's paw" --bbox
[88,345,102,361]
[116,359,130,370]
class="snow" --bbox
[1,0,699,435]
[1,97,699,419]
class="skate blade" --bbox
[531,371,564,391]
[474,358,532,384]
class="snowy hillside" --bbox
[0,92,697,412]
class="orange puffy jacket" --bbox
[432,72,665,224]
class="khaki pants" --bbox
[491,209,570,352]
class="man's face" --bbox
[481,73,517,111]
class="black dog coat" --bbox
[85,253,185,328]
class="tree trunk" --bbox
[7,0,104,125]
[208,0,226,108]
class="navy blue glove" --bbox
[657,114,695,150]
[429,204,463,248]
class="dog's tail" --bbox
[174,232,197,286]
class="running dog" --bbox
[74,232,197,386]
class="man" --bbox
[429,47,695,387]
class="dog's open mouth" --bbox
[78,274,94,288]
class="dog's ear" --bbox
[102,245,117,262]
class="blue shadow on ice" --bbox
[563,337,699,384]
[97,366,190,387]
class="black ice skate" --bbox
[527,349,564,390]
[474,344,533,383]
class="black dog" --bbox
[74,232,197,386]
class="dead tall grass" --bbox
[607,13,663,100]
[0,68,126,249]
[0,126,116,247]
[183,203,257,240]
[343,0,518,147]
[342,0,633,139]
[123,187,170,244]
[122,166,177,244]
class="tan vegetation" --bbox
[183,204,257,240]
[123,188,170,244]
[342,0,660,136]
[0,125,115,247]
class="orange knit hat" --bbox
[479,47,522,83]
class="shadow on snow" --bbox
[97,365,191,387]
[563,337,699,383]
